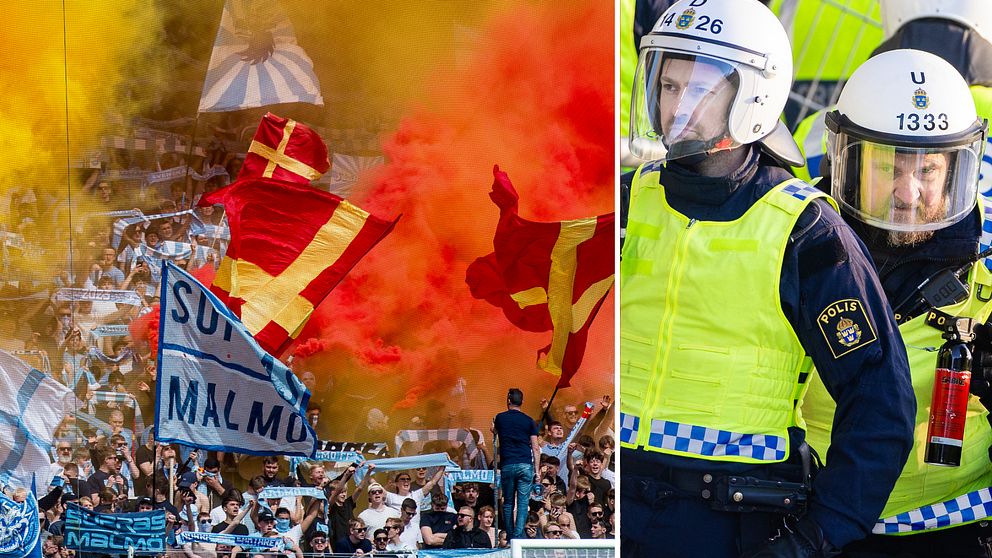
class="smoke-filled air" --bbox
[291,1,614,434]
[0,0,614,439]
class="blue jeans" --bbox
[500,462,534,539]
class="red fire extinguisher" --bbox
[925,318,975,467]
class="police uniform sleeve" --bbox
[620,169,634,250]
[780,199,916,548]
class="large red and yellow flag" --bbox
[466,166,613,388]
[239,112,331,184]
[200,178,398,355]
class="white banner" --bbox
[258,486,325,500]
[314,450,363,463]
[154,263,317,457]
[54,288,143,306]
[0,351,76,488]
[176,531,283,551]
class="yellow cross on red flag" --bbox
[466,166,614,387]
[200,178,398,356]
[238,112,330,184]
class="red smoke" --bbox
[129,304,159,357]
[291,0,614,434]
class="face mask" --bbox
[199,520,211,531]
[275,518,291,533]
[61,316,71,329]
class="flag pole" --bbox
[492,434,501,538]
[538,385,561,431]
[168,457,175,504]
[181,0,226,276]
[181,113,201,208]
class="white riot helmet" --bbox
[880,1,992,45]
[826,49,987,234]
[629,0,799,164]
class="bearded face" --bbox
[861,150,952,247]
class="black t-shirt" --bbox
[493,409,538,465]
[48,519,65,537]
[328,496,356,543]
[442,526,491,549]
[63,477,89,499]
[568,498,590,536]
[334,536,372,554]
[212,521,249,535]
[154,500,180,517]
[86,470,112,498]
[588,476,611,509]
[453,487,495,512]
[204,523,247,558]
[262,475,286,488]
[420,510,457,548]
[134,444,155,495]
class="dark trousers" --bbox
[620,472,785,558]
[842,521,992,558]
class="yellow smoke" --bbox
[0,1,166,280]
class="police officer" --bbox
[801,49,992,557]
[792,0,992,188]
[619,1,916,557]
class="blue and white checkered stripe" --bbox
[621,413,786,460]
[647,419,787,461]
[873,487,992,534]
[779,180,822,202]
[978,199,992,273]
[619,412,640,445]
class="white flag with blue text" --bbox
[155,262,317,457]
[198,0,324,113]
[0,351,76,489]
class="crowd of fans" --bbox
[1,132,615,556]
[19,399,614,557]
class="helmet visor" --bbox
[831,134,982,232]
[630,50,742,162]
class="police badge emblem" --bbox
[677,8,696,29]
[913,88,929,110]
[817,299,877,358]
[835,317,861,346]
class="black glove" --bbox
[744,518,840,558]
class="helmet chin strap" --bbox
[666,136,735,167]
